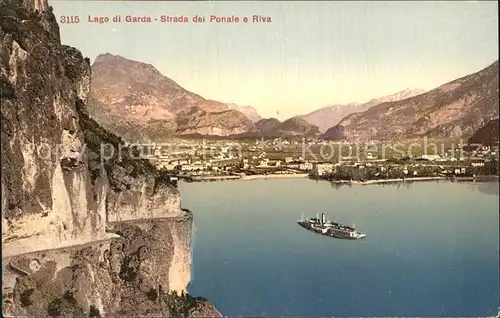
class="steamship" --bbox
[297,213,366,240]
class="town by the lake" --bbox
[120,138,500,183]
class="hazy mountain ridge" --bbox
[300,89,426,132]
[227,103,263,122]
[322,61,499,141]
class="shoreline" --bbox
[328,175,499,185]
[182,174,498,184]
[330,176,447,185]
[240,173,309,180]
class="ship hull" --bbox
[297,221,364,240]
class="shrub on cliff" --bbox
[77,106,160,183]
[163,290,206,317]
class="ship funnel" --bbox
[321,213,326,225]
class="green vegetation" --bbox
[470,158,499,176]
[163,291,204,318]
[77,107,162,187]
[327,164,444,181]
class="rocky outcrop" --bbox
[89,53,252,140]
[2,213,205,317]
[1,0,220,316]
[300,89,425,132]
[175,106,253,136]
[322,62,499,141]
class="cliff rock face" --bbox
[300,89,425,132]
[89,53,252,140]
[322,62,499,141]
[1,0,104,256]
[1,1,220,316]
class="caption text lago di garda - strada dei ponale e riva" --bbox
[59,14,273,24]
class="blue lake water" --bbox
[180,179,499,317]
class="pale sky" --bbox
[50,0,498,119]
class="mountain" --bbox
[279,117,320,136]
[255,118,282,135]
[234,117,320,138]
[322,62,499,141]
[228,104,262,122]
[89,54,252,140]
[0,1,220,316]
[468,118,499,146]
[300,89,426,132]
[175,106,252,136]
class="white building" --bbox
[299,162,313,171]
[420,154,442,161]
[179,164,204,171]
[312,163,334,176]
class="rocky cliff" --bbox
[322,62,499,141]
[89,53,253,140]
[1,0,220,316]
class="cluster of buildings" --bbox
[128,139,498,178]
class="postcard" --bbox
[1,0,499,317]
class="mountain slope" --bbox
[89,54,252,140]
[300,89,426,132]
[255,117,282,135]
[234,117,319,138]
[300,103,361,133]
[175,106,252,136]
[228,104,262,122]
[322,62,499,141]
[468,118,499,146]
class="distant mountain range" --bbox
[299,89,426,133]
[88,54,499,142]
[322,61,499,141]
